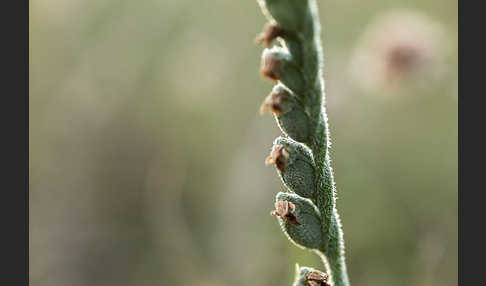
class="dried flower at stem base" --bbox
[305,271,330,286]
[272,200,300,225]
[292,266,331,286]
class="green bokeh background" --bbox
[30,0,457,285]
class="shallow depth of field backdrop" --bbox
[30,0,458,286]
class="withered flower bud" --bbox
[260,89,289,116]
[260,47,305,93]
[255,23,286,47]
[292,266,330,286]
[271,199,300,225]
[265,145,289,172]
[261,54,282,81]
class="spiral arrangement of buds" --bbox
[255,1,350,285]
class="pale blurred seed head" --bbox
[349,9,450,93]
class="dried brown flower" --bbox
[305,271,330,286]
[255,23,286,47]
[271,199,300,225]
[265,145,289,172]
[260,55,282,81]
[259,90,288,116]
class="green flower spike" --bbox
[255,0,351,285]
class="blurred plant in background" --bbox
[348,9,450,93]
[30,0,457,286]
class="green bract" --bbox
[272,137,316,198]
[272,85,313,143]
[275,192,323,249]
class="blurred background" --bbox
[30,0,457,285]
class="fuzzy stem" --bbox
[315,211,350,286]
